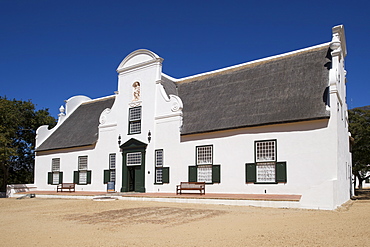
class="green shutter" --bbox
[87,170,92,184]
[188,166,197,182]
[104,170,110,184]
[47,172,52,184]
[212,165,221,183]
[162,167,170,183]
[276,162,287,183]
[246,163,256,183]
[73,171,79,184]
[59,172,63,184]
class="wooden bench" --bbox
[57,183,75,192]
[176,182,205,195]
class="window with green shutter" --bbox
[245,163,256,183]
[74,156,91,185]
[104,154,116,184]
[48,158,62,185]
[246,140,287,184]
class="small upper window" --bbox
[129,107,141,134]
[256,140,276,162]
[196,145,213,165]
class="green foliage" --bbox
[0,96,56,191]
[348,107,370,189]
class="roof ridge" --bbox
[165,42,330,84]
[81,95,115,105]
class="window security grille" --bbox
[256,141,276,162]
[196,146,213,165]
[197,165,212,183]
[127,152,141,166]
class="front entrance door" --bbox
[120,138,147,193]
[128,166,136,192]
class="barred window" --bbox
[127,152,141,166]
[129,107,141,134]
[196,145,213,165]
[256,140,276,162]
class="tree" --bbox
[0,97,56,192]
[348,106,370,189]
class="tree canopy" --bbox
[348,106,370,189]
[0,96,56,192]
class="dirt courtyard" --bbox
[1,197,370,246]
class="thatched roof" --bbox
[36,97,115,151]
[164,44,331,135]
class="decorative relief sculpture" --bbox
[99,108,111,124]
[133,82,140,101]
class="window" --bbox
[104,154,116,184]
[78,156,88,184]
[52,158,60,184]
[74,156,91,185]
[246,140,287,184]
[48,158,62,185]
[196,145,213,165]
[129,107,141,134]
[109,154,116,182]
[189,145,220,184]
[155,150,163,183]
[197,165,213,183]
[127,152,142,166]
[154,149,169,184]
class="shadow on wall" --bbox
[181,118,329,142]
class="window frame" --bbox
[48,158,62,185]
[155,149,164,184]
[196,145,213,165]
[128,106,142,135]
[254,139,277,184]
[77,155,89,185]
[194,145,219,184]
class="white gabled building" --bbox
[34,25,352,210]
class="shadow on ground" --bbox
[353,189,370,200]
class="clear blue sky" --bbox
[1,0,369,118]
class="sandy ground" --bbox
[1,197,370,247]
